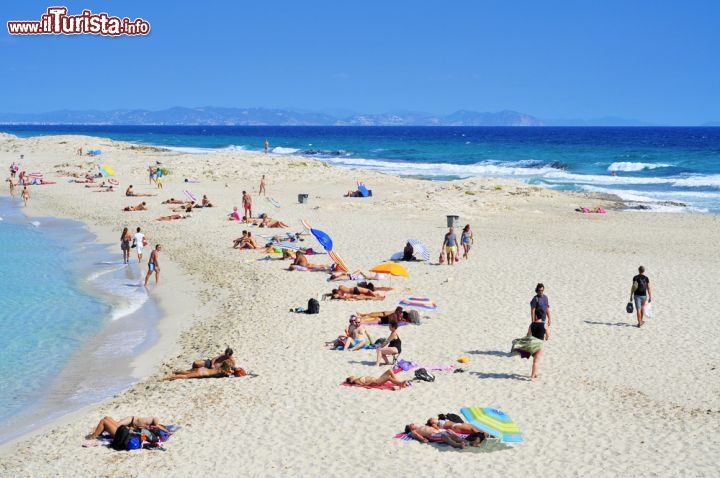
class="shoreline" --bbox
[0,199,201,448]
[1,133,718,476]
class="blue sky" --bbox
[1,0,718,124]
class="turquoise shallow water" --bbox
[0,197,159,445]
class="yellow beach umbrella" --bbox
[369,262,409,278]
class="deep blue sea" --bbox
[4,125,720,212]
[0,197,158,445]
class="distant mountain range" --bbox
[0,107,544,126]
[0,107,713,126]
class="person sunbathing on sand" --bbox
[171,202,194,212]
[346,368,410,388]
[404,423,466,449]
[357,306,405,325]
[328,270,383,281]
[86,416,168,440]
[426,417,485,435]
[259,216,289,228]
[325,285,385,300]
[190,347,236,370]
[288,251,328,270]
[156,214,188,221]
[122,201,147,212]
[162,198,185,204]
[165,360,238,380]
[94,185,115,192]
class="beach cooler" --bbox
[298,194,309,204]
[446,215,459,227]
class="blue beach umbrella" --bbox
[301,219,333,252]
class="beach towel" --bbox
[86,424,180,450]
[510,336,544,359]
[183,190,196,202]
[393,432,510,452]
[399,297,438,310]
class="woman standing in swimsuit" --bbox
[376,320,401,366]
[120,227,132,264]
[460,224,473,259]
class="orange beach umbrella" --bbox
[369,262,409,278]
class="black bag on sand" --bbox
[414,368,435,382]
[306,298,320,314]
[439,413,464,423]
[111,425,131,451]
[626,302,634,314]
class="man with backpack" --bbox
[630,266,652,328]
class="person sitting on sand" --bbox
[376,320,401,365]
[344,189,363,197]
[199,194,213,207]
[165,360,240,380]
[122,201,147,212]
[346,368,410,388]
[239,231,259,249]
[229,206,242,221]
[426,417,485,435]
[86,416,168,440]
[404,423,466,449]
[357,306,404,325]
[125,185,155,197]
[402,242,416,261]
[190,347,236,369]
[343,315,373,351]
[233,231,249,249]
[288,251,329,271]
[162,198,185,204]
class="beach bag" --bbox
[439,413,464,424]
[414,368,435,382]
[407,309,420,324]
[126,434,142,450]
[438,252,445,264]
[626,302,634,313]
[140,428,159,445]
[131,238,137,249]
[111,425,131,451]
[306,298,320,314]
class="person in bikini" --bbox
[426,417,485,435]
[165,360,238,380]
[289,251,329,270]
[86,416,168,440]
[404,423,466,449]
[345,368,410,388]
[122,201,148,212]
[329,284,385,300]
[357,306,404,325]
[190,347,236,369]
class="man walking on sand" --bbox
[530,283,552,339]
[133,227,146,263]
[630,266,652,327]
[144,244,162,287]
[259,175,267,196]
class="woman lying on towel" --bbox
[326,284,385,300]
[86,416,168,440]
[346,368,411,388]
[165,360,243,380]
[426,417,487,436]
[122,201,148,212]
[288,251,329,271]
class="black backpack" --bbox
[111,425,131,451]
[439,413,464,423]
[414,368,435,382]
[306,298,320,314]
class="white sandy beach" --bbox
[1,133,719,477]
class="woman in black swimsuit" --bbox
[376,320,402,366]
